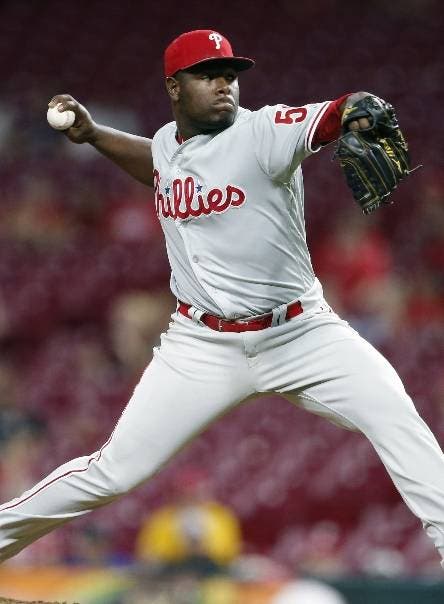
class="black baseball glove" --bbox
[334,95,413,214]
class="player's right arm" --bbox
[48,95,154,187]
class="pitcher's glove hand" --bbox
[334,95,413,214]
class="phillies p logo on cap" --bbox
[164,29,255,77]
[208,32,223,49]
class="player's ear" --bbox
[165,76,180,101]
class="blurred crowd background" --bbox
[0,0,443,594]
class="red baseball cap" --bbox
[164,29,255,77]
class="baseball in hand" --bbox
[47,103,75,130]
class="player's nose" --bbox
[214,76,231,93]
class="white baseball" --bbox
[47,103,76,130]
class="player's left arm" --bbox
[312,91,372,146]
[252,93,375,182]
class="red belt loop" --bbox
[177,300,303,333]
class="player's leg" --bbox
[254,311,444,567]
[0,313,254,562]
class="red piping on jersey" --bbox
[312,93,351,146]
[305,102,331,152]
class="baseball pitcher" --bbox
[0,30,443,569]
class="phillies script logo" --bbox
[153,170,246,220]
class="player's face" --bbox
[169,61,240,135]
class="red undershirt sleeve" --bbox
[312,93,352,147]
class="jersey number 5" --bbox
[274,106,307,124]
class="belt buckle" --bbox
[218,318,223,332]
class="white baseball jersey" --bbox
[152,101,331,319]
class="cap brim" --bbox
[174,56,255,76]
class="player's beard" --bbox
[198,106,237,133]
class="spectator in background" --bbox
[312,209,406,346]
[0,361,25,448]
[313,210,393,316]
[3,175,73,248]
[109,290,175,377]
[0,361,46,504]
[135,466,242,578]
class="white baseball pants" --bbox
[1,282,444,568]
